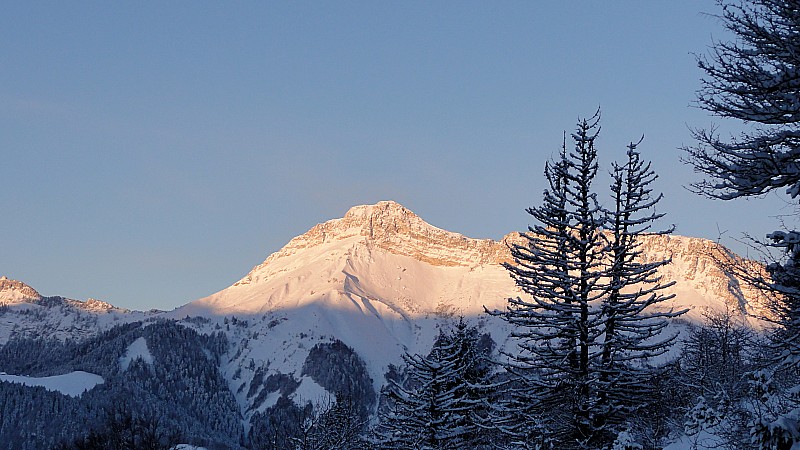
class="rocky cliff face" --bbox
[632,234,769,320]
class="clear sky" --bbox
[2,1,793,311]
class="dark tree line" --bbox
[0,320,244,450]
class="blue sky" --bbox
[2,1,792,310]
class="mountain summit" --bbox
[0,276,42,304]
[248,200,507,270]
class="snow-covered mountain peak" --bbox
[181,201,513,318]
[0,276,42,304]
[337,200,447,240]
[273,200,433,254]
[181,201,768,324]
[240,201,507,281]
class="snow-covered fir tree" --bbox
[373,319,492,449]
[495,113,607,448]
[684,1,800,446]
[307,393,370,450]
[492,112,680,449]
[677,306,759,448]
[597,140,684,432]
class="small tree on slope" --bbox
[372,320,491,449]
[491,112,680,449]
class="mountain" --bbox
[0,276,42,304]
[0,201,769,447]
[172,201,525,425]
[170,200,766,425]
[182,201,763,321]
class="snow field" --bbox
[119,336,154,370]
[0,371,104,397]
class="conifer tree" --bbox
[684,1,800,446]
[373,319,491,449]
[684,0,800,202]
[493,112,679,449]
[597,141,683,430]
[304,393,369,450]
[496,113,607,448]
[684,0,800,351]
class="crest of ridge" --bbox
[0,276,42,304]
[235,201,510,287]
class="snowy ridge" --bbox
[77,298,121,313]
[0,281,155,345]
[0,277,129,314]
[632,234,770,322]
[0,276,42,304]
[236,201,507,286]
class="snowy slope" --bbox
[119,336,154,370]
[0,371,103,397]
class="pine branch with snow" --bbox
[684,0,800,202]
